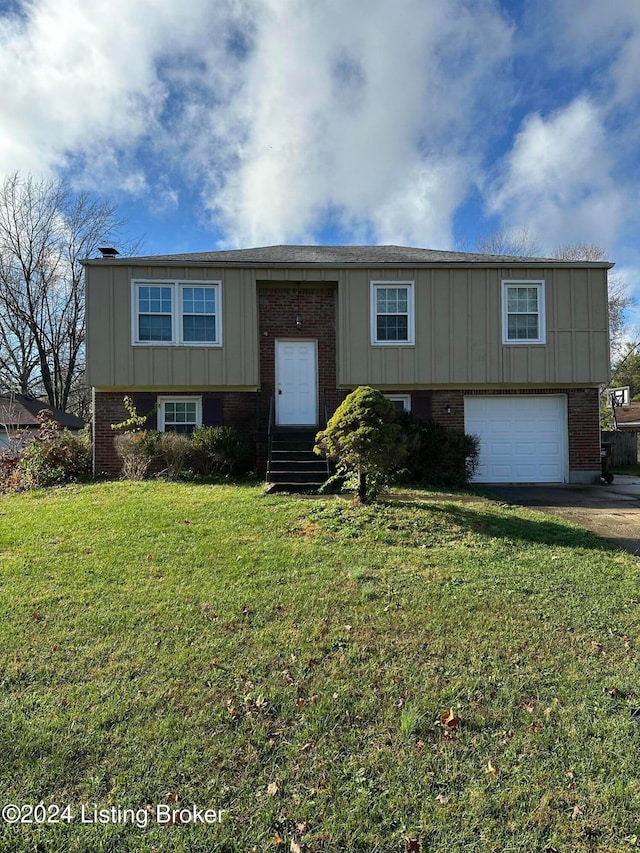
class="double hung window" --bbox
[371,281,415,345]
[502,281,545,344]
[133,281,221,345]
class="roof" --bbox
[0,393,86,430]
[82,244,614,268]
[613,402,640,427]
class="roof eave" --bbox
[81,258,615,270]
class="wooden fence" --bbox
[601,430,639,466]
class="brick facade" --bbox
[258,284,337,422]
[428,387,601,476]
[93,390,257,476]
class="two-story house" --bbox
[84,245,611,484]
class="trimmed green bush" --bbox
[396,412,479,488]
[189,426,252,477]
[314,386,406,503]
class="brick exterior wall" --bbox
[94,390,257,476]
[258,285,337,423]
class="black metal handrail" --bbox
[266,394,275,481]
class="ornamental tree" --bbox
[314,386,405,503]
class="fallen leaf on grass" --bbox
[406,839,422,851]
[435,794,450,805]
[267,781,279,797]
[572,804,584,820]
[272,832,283,847]
[526,721,543,734]
[485,760,498,777]
[439,708,461,730]
[165,791,179,803]
[290,840,302,853]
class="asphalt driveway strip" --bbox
[484,475,640,557]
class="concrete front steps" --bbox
[266,427,329,494]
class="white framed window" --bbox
[157,396,202,435]
[371,281,415,345]
[384,394,411,414]
[132,280,222,346]
[502,280,546,344]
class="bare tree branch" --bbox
[0,172,130,413]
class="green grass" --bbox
[610,464,640,476]
[1,481,640,852]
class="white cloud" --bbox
[537,0,640,106]
[486,97,628,250]
[207,0,514,246]
[0,0,515,248]
[0,0,248,176]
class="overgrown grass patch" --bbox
[1,482,639,852]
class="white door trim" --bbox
[275,339,318,426]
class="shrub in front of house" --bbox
[314,386,406,503]
[395,412,479,488]
[113,430,159,481]
[156,431,191,480]
[189,426,253,478]
[7,412,92,490]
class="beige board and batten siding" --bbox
[338,266,609,387]
[86,264,259,388]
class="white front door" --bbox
[275,340,317,426]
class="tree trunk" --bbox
[357,467,367,504]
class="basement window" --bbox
[384,394,411,414]
[157,397,202,435]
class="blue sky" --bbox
[0,0,638,322]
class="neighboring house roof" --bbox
[0,393,85,430]
[613,402,640,428]
[83,244,614,268]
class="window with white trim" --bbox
[371,281,414,345]
[384,394,411,414]
[132,281,221,345]
[502,280,546,344]
[157,396,202,435]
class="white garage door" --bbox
[464,396,567,483]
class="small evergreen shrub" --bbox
[113,430,159,481]
[314,386,406,503]
[190,426,252,477]
[395,412,479,488]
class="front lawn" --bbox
[1,482,639,852]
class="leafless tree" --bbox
[0,172,129,414]
[476,226,542,258]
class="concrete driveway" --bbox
[484,474,640,556]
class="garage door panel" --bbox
[465,396,566,483]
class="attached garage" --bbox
[464,395,567,483]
